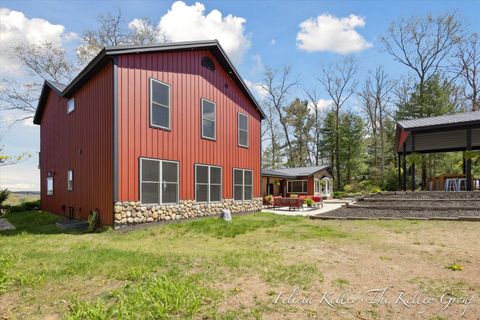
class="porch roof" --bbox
[261,165,330,179]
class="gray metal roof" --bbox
[34,40,265,124]
[398,110,480,130]
[262,165,330,178]
[47,80,67,93]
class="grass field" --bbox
[2,192,40,206]
[0,211,479,319]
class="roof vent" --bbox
[201,56,216,72]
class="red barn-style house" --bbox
[34,41,265,226]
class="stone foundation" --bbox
[114,198,263,227]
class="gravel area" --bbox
[371,191,480,199]
[319,207,480,218]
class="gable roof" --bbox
[34,40,265,124]
[397,110,480,131]
[262,165,331,178]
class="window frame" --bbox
[287,180,308,194]
[139,157,179,205]
[201,98,216,140]
[67,169,73,192]
[194,164,223,203]
[149,78,171,131]
[67,97,75,114]
[238,112,249,148]
[233,168,253,201]
[46,176,54,196]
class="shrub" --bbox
[343,180,382,194]
[0,189,10,206]
[304,197,314,207]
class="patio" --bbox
[263,199,352,216]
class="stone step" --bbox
[361,197,480,202]
[346,203,480,211]
[370,191,480,200]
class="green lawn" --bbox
[1,211,479,319]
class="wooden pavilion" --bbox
[395,111,480,191]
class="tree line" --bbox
[260,12,479,192]
[0,11,479,189]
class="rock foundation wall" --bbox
[114,198,263,227]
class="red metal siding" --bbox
[40,64,114,225]
[307,176,315,195]
[117,50,262,201]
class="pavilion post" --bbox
[411,134,416,191]
[266,177,270,195]
[466,129,472,191]
[402,142,407,191]
[397,153,401,190]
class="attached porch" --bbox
[261,166,334,198]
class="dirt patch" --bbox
[213,221,480,319]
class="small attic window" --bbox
[201,57,216,72]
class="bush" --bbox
[304,197,314,207]
[383,168,400,191]
[4,199,40,212]
[343,180,382,194]
[0,189,10,206]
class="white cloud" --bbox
[157,1,250,63]
[244,79,268,100]
[269,38,276,46]
[296,14,372,54]
[308,99,333,112]
[0,8,70,74]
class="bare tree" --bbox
[129,17,169,45]
[457,33,480,111]
[304,87,326,165]
[260,66,298,165]
[77,11,167,66]
[317,57,357,190]
[358,66,395,185]
[0,145,31,167]
[77,10,129,65]
[381,12,463,88]
[0,41,75,123]
[381,12,463,189]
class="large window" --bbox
[201,99,216,140]
[233,169,253,201]
[140,158,179,204]
[195,164,222,202]
[47,176,54,195]
[67,98,75,114]
[150,78,170,130]
[67,170,73,191]
[238,113,248,147]
[287,180,308,194]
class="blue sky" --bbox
[1,0,479,191]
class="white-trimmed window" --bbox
[150,78,170,130]
[47,176,54,195]
[67,98,75,114]
[140,158,179,204]
[67,170,73,191]
[195,164,222,202]
[287,180,308,194]
[238,113,248,147]
[201,99,216,140]
[233,169,253,201]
